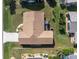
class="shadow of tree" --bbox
[60,4,66,9]
[74,43,77,48]
[20,1,45,10]
[46,0,57,8]
[9,0,16,15]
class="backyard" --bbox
[3,0,67,32]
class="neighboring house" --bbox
[67,54,77,59]
[66,12,77,44]
[19,11,53,46]
[60,0,77,6]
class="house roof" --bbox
[66,0,77,3]
[68,12,77,33]
[19,11,44,38]
[19,11,53,45]
[38,31,53,38]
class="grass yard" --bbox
[3,42,74,59]
[3,6,23,32]
[3,42,21,59]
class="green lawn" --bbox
[3,6,11,32]
[3,42,21,59]
[3,42,74,59]
[3,6,23,32]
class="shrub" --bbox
[9,0,16,14]
[62,48,74,56]
[59,13,66,34]
[48,56,60,59]
[48,56,53,59]
[3,0,11,6]
[53,56,60,59]
[59,25,65,34]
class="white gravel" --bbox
[3,31,19,43]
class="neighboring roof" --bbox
[69,12,77,22]
[60,0,77,4]
[68,12,77,33]
[67,12,77,33]
[69,22,77,33]
[66,0,77,3]
[74,32,77,43]
[68,54,77,59]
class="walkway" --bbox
[3,31,19,43]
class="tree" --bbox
[46,0,57,8]
[48,56,60,59]
[9,0,16,14]
[3,0,11,6]
[59,13,66,34]
[59,24,65,34]
[53,56,60,59]
[48,56,53,59]
[62,48,74,56]
[59,13,65,25]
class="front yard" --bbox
[4,42,74,59]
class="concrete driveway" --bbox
[3,31,19,43]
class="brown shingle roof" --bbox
[19,11,53,45]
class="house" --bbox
[66,12,77,45]
[60,0,77,6]
[66,12,77,33]
[19,11,53,46]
